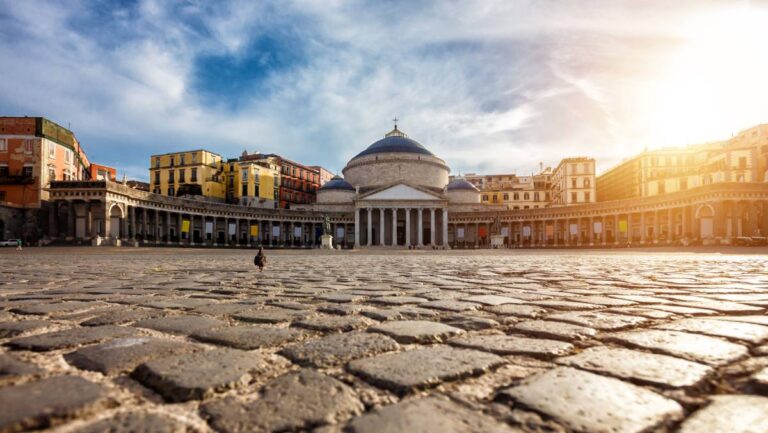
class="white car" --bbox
[0,239,21,247]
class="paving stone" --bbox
[530,300,602,310]
[202,369,363,433]
[513,320,597,341]
[606,329,748,366]
[360,306,438,321]
[0,354,43,384]
[442,314,500,330]
[556,346,714,388]
[133,348,280,402]
[65,337,200,375]
[545,311,648,331]
[0,376,110,432]
[368,320,464,343]
[70,411,197,433]
[132,315,226,336]
[568,295,637,306]
[501,366,683,433]
[451,334,574,359]
[281,331,399,367]
[191,303,251,316]
[81,308,165,326]
[293,315,373,332]
[422,300,480,312]
[9,301,98,315]
[655,318,768,344]
[191,325,306,350]
[347,345,506,394]
[644,304,718,316]
[7,325,140,351]
[346,396,521,433]
[461,295,524,306]
[604,307,675,319]
[318,304,369,316]
[371,296,429,306]
[318,293,366,303]
[0,320,50,338]
[233,308,310,324]
[677,395,768,433]
[484,304,547,318]
[709,315,768,326]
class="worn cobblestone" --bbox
[2,249,768,433]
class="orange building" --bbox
[89,163,117,181]
[0,117,90,208]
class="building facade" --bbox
[223,153,280,209]
[310,166,335,186]
[89,163,117,181]
[460,170,553,209]
[0,117,90,207]
[551,157,596,206]
[149,150,225,200]
[275,156,319,209]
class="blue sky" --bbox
[1,0,767,181]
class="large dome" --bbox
[319,175,354,191]
[352,127,434,159]
[342,126,450,191]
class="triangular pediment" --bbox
[361,183,443,201]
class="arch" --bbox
[695,203,714,219]
[109,203,124,218]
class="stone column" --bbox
[391,208,398,247]
[142,208,148,241]
[627,213,633,244]
[681,207,689,240]
[653,210,660,244]
[640,212,646,244]
[103,202,111,239]
[429,208,436,246]
[366,208,373,247]
[418,208,424,246]
[379,208,385,246]
[165,212,171,243]
[442,208,448,247]
[177,213,182,245]
[748,201,759,236]
[613,215,619,246]
[667,209,674,244]
[354,209,361,248]
[587,217,594,246]
[601,216,607,246]
[474,222,479,247]
[405,208,411,247]
[129,207,136,241]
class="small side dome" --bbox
[319,175,354,191]
[446,178,479,192]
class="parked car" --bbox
[0,239,21,247]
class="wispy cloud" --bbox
[0,0,765,181]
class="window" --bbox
[0,165,8,177]
[503,193,509,200]
[168,170,175,183]
[680,178,688,190]
[571,192,578,202]
[153,187,160,194]
[738,157,747,169]
[191,168,198,182]
[178,169,185,183]
[0,191,5,201]
[155,157,160,168]
[584,178,590,187]
[191,153,197,163]
[534,192,539,201]
[48,168,56,181]
[241,169,248,181]
[571,178,577,188]
[0,139,6,152]
[24,140,33,154]
[48,142,55,158]
[524,192,529,200]
[482,195,488,202]
[585,192,591,202]
[513,193,519,200]
[658,181,665,194]
[583,162,590,173]
[180,154,185,165]
[168,187,175,196]
[242,184,248,196]
[255,185,260,197]
[169,156,174,167]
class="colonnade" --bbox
[353,207,449,248]
[448,200,768,248]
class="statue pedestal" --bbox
[320,234,334,249]
[490,234,505,249]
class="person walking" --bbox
[16,239,22,251]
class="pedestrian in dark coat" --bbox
[254,247,267,272]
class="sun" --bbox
[646,6,768,148]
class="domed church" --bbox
[311,124,480,248]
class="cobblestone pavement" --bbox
[2,247,768,433]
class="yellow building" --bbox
[551,157,596,206]
[223,155,280,208]
[149,150,225,200]
[462,170,552,209]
